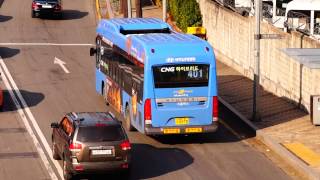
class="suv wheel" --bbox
[52,138,60,160]
[31,11,36,18]
[125,107,134,131]
[63,156,73,180]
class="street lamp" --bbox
[163,0,167,22]
[252,0,262,121]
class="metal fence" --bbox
[286,10,320,36]
[211,0,320,38]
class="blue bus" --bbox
[90,18,218,135]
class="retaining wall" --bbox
[199,0,320,112]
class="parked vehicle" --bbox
[50,112,131,180]
[31,0,62,18]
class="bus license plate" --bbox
[91,149,112,155]
[175,117,189,125]
[163,128,180,134]
[185,127,202,133]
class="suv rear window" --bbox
[77,126,125,142]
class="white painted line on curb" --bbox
[0,57,63,180]
[0,43,94,46]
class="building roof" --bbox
[282,48,320,69]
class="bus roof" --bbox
[96,18,214,65]
[286,0,320,13]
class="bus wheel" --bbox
[125,107,135,131]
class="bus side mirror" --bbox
[90,47,96,56]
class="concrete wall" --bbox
[199,0,320,112]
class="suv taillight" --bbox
[144,98,152,125]
[69,142,82,152]
[32,2,38,9]
[213,96,218,121]
[120,140,131,150]
[55,4,61,10]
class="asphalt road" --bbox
[0,0,292,179]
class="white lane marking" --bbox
[0,57,63,180]
[54,57,70,74]
[0,43,94,46]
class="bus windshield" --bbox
[152,64,209,88]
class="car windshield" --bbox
[77,125,125,142]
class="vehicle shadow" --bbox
[0,47,20,59]
[0,14,12,23]
[80,143,193,180]
[39,10,88,20]
[1,90,45,112]
[149,100,256,145]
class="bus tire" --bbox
[125,106,134,131]
[31,11,36,18]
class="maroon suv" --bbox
[51,112,131,180]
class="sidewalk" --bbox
[96,1,320,179]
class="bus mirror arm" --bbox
[90,47,97,56]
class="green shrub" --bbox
[168,0,202,32]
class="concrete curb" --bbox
[219,96,320,180]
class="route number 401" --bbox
[188,69,203,79]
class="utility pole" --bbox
[162,0,167,22]
[252,0,261,121]
[127,0,132,18]
[123,0,128,18]
[135,0,142,18]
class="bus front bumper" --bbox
[144,122,218,135]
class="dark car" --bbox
[51,112,131,180]
[31,0,62,18]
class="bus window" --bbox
[152,64,209,88]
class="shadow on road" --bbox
[148,101,257,145]
[79,143,193,180]
[39,10,88,20]
[1,90,45,112]
[0,14,12,22]
[0,47,20,59]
